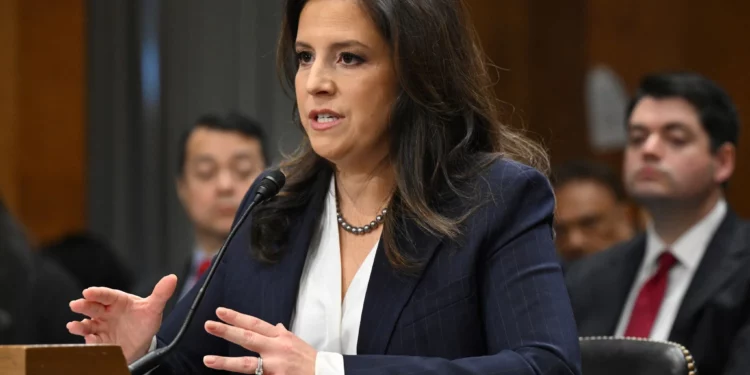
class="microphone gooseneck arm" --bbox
[129,170,285,375]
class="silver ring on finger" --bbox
[255,356,263,375]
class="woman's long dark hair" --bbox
[251,0,549,269]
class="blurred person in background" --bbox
[40,232,133,293]
[0,197,82,344]
[138,112,268,313]
[567,71,750,375]
[552,160,636,264]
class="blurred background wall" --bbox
[85,0,295,282]
[468,0,750,216]
[1,0,748,278]
[0,0,86,242]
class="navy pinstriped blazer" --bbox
[155,158,581,374]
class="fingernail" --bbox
[204,356,216,365]
[205,321,217,332]
[217,307,235,318]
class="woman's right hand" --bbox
[67,274,178,364]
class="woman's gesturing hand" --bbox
[67,274,178,363]
[203,307,317,375]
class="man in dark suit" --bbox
[0,198,83,344]
[142,112,269,314]
[566,72,749,375]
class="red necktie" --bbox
[624,251,678,337]
[196,258,211,280]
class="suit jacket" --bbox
[0,207,33,344]
[28,254,86,344]
[165,257,193,316]
[566,210,750,375]
[0,200,82,345]
[134,255,192,316]
[154,159,581,375]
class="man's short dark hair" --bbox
[626,71,740,152]
[177,111,269,176]
[551,160,626,202]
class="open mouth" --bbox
[309,110,344,130]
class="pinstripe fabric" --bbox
[154,159,581,375]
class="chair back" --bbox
[579,336,697,375]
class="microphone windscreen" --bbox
[257,169,286,199]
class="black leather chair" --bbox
[580,336,697,375]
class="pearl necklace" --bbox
[336,202,387,235]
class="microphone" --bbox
[129,170,286,375]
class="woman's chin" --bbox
[309,141,347,164]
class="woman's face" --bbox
[294,0,398,168]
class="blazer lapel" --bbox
[357,217,443,354]
[589,236,645,335]
[257,171,330,328]
[167,257,194,314]
[670,211,747,343]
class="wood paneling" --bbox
[587,0,687,86]
[586,0,750,216]
[682,1,750,217]
[467,0,590,162]
[0,0,86,242]
[467,0,750,217]
[465,0,531,126]
[0,0,20,214]
[466,0,588,160]
[528,1,588,161]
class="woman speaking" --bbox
[68,0,581,373]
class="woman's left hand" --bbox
[203,307,317,374]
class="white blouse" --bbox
[290,176,378,374]
[148,177,376,374]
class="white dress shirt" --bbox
[290,176,378,374]
[615,198,727,340]
[149,176,376,374]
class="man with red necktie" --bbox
[179,254,213,300]
[136,112,268,312]
[566,72,750,375]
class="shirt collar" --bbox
[644,198,727,271]
[192,245,212,268]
